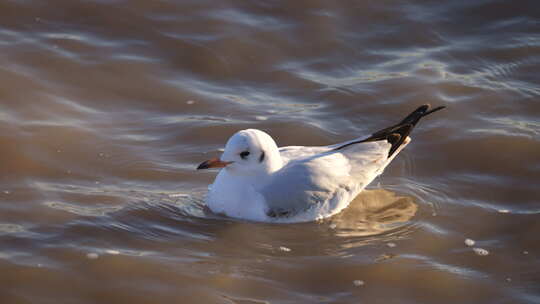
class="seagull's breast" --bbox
[206,169,269,221]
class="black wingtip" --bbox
[423,105,446,116]
[387,133,402,157]
[417,104,430,113]
[387,133,401,145]
[332,104,446,155]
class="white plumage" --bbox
[197,104,444,223]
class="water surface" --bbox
[1,1,539,303]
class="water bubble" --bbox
[523,251,529,255]
[464,239,475,247]
[279,246,291,252]
[329,223,337,229]
[186,100,195,105]
[473,248,489,256]
[387,242,396,248]
[86,253,99,259]
[353,280,365,287]
[3,190,10,195]
[375,253,395,262]
[169,193,190,198]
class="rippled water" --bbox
[1,0,539,303]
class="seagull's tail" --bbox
[334,104,446,157]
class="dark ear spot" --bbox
[259,151,265,163]
[240,151,250,159]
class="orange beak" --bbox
[197,158,233,170]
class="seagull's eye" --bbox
[239,151,250,159]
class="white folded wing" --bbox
[260,138,409,221]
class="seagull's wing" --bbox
[265,104,445,219]
[278,137,374,164]
[262,140,399,219]
[279,145,332,164]
[278,104,445,163]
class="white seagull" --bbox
[197,104,445,223]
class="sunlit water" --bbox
[1,1,539,303]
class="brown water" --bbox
[1,1,539,303]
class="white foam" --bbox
[279,246,291,252]
[44,201,122,216]
[169,193,190,198]
[0,224,25,234]
[473,248,489,256]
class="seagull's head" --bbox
[197,129,283,176]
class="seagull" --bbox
[197,104,445,222]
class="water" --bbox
[1,0,539,303]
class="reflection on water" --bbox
[328,189,418,237]
[0,0,539,303]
